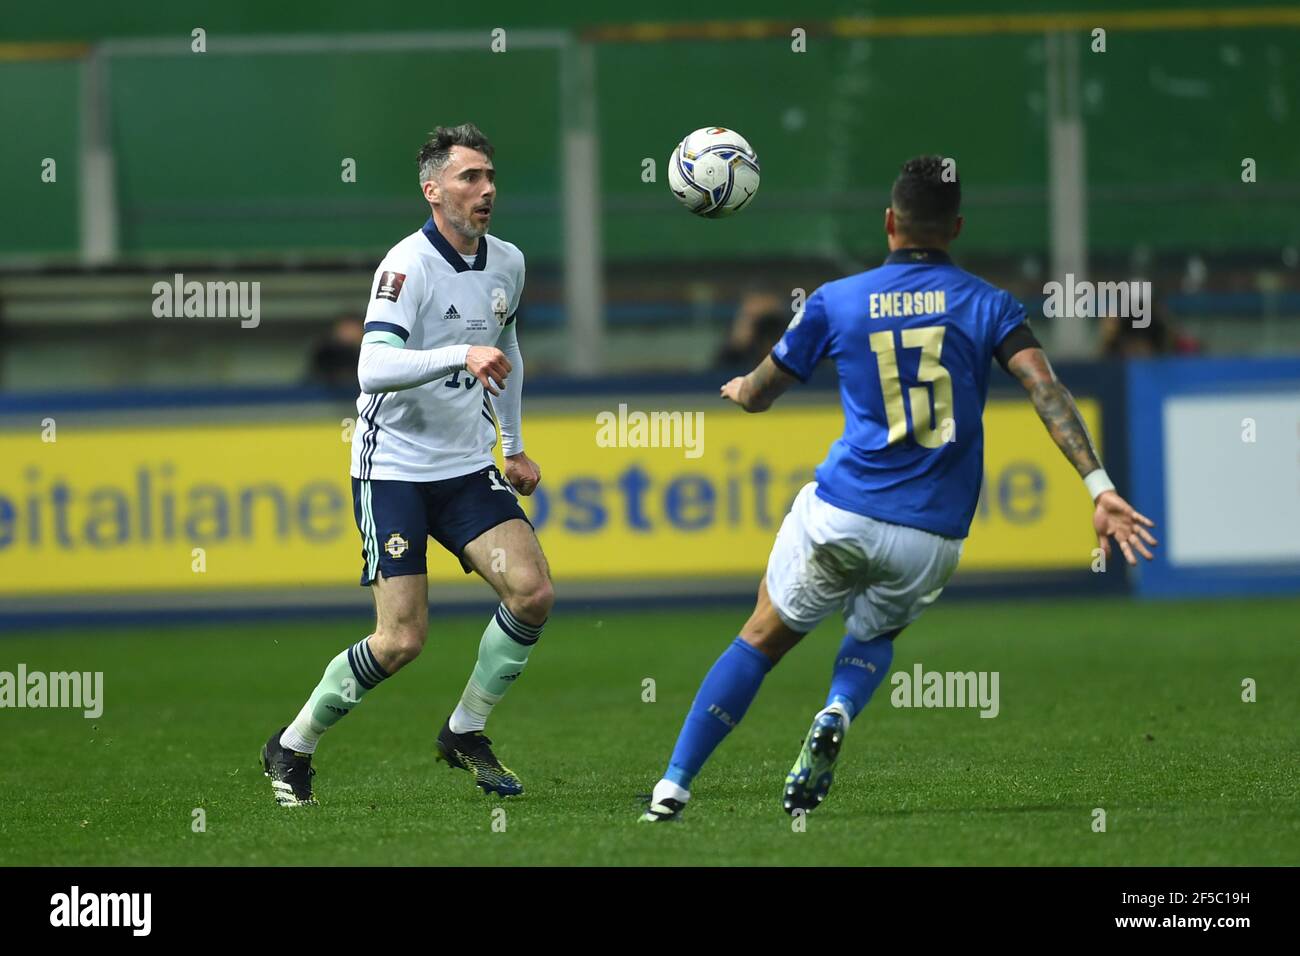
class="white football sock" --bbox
[448,604,542,734]
[652,778,691,806]
[280,637,389,754]
[818,700,853,729]
[449,699,492,735]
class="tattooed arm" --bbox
[1005,346,1159,565]
[1005,347,1102,478]
[720,355,799,413]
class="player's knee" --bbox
[742,629,794,664]
[377,622,426,666]
[506,575,553,627]
[740,611,804,663]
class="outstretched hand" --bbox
[1093,490,1158,565]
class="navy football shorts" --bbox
[351,465,530,585]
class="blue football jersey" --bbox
[771,248,1026,539]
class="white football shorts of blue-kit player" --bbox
[262,125,554,807]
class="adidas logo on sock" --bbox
[443,303,461,321]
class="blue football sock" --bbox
[825,631,897,720]
[664,637,773,790]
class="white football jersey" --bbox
[350,218,525,482]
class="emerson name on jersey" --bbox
[263,124,555,808]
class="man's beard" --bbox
[445,204,488,241]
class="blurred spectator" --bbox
[1099,313,1171,358]
[304,314,364,388]
[1098,297,1201,358]
[713,289,790,369]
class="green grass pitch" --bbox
[1,596,1297,866]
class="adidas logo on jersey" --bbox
[443,304,461,321]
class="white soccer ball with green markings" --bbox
[668,127,761,218]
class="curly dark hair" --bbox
[417,124,495,184]
[890,154,962,242]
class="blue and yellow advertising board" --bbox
[0,399,1100,595]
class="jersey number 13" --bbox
[868,327,953,449]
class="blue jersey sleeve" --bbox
[771,288,831,382]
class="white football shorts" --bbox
[765,482,964,640]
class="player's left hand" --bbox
[504,452,541,496]
[1093,490,1158,565]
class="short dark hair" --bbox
[417,124,495,184]
[890,155,961,242]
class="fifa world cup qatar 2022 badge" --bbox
[376,271,406,302]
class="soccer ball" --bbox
[668,127,761,218]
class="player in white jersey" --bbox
[263,124,554,806]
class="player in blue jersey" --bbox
[640,155,1157,822]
